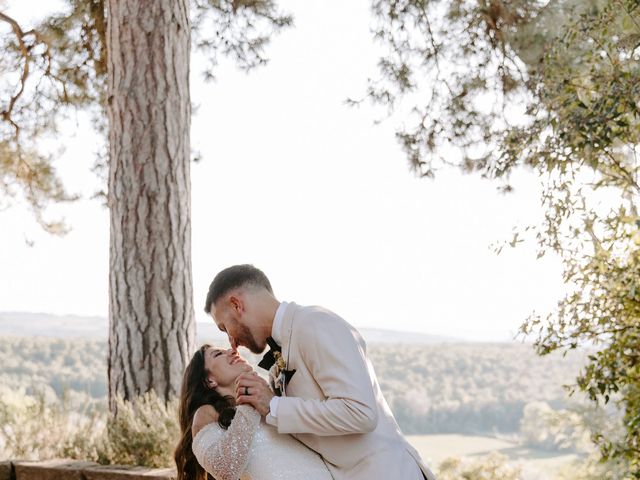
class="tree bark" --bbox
[106,0,194,411]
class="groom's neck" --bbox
[251,290,280,339]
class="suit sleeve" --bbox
[273,311,379,436]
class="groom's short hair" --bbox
[204,264,273,313]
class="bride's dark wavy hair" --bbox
[174,344,236,480]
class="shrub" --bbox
[437,453,522,480]
[0,388,179,468]
[0,386,105,461]
[96,391,179,468]
[555,453,631,480]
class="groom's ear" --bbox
[229,294,243,313]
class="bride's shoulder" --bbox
[192,404,219,438]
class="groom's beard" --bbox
[237,323,264,354]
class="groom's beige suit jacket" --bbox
[266,302,437,480]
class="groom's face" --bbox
[211,296,265,354]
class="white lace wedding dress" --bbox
[192,405,332,480]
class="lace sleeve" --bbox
[192,404,261,480]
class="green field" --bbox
[408,434,583,478]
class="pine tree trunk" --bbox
[105,0,194,411]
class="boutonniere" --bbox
[270,350,296,396]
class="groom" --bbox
[204,264,436,480]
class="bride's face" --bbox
[203,346,253,388]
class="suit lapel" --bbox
[278,302,297,397]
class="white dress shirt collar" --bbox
[271,301,288,346]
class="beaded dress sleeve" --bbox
[192,404,261,480]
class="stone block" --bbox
[0,461,13,480]
[83,465,176,480]
[14,459,98,480]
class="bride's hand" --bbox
[235,371,274,416]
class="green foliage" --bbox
[549,402,633,480]
[365,0,546,178]
[518,400,625,456]
[0,1,106,232]
[0,0,291,232]
[509,2,640,473]
[519,401,591,452]
[97,392,180,468]
[437,452,522,480]
[0,336,590,436]
[368,343,587,435]
[191,0,293,79]
[368,0,640,473]
[0,336,107,398]
[556,453,631,480]
[0,387,104,461]
[523,216,640,470]
[366,0,639,184]
[0,387,179,468]
[0,336,622,472]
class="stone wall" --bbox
[0,459,176,480]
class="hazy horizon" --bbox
[0,310,499,343]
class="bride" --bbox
[174,344,332,480]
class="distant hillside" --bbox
[0,336,588,436]
[0,312,107,339]
[0,311,459,344]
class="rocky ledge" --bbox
[0,459,176,480]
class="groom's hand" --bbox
[235,372,274,416]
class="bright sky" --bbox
[0,0,566,341]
